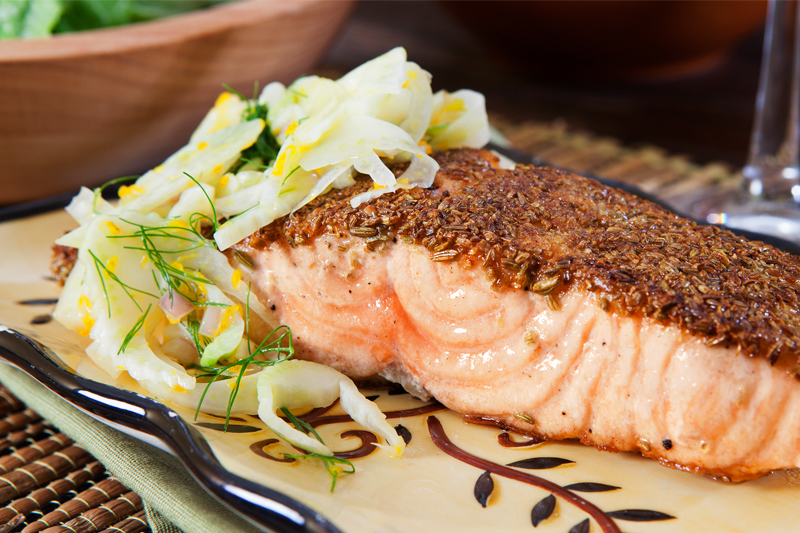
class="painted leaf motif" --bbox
[18,298,59,305]
[568,518,590,533]
[194,423,261,433]
[506,457,574,469]
[395,424,412,445]
[473,470,494,508]
[606,509,676,521]
[30,315,52,325]
[530,494,556,527]
[563,482,620,493]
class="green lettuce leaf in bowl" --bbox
[0,0,62,39]
[0,0,225,39]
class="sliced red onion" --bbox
[199,305,222,337]
[159,291,194,322]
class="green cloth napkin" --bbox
[0,364,265,533]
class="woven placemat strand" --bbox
[493,116,741,207]
[0,386,150,533]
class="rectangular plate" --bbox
[2,210,800,533]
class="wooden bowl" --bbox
[441,0,767,80]
[0,0,355,204]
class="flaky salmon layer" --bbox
[242,235,800,481]
[230,149,800,480]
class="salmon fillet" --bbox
[238,149,800,480]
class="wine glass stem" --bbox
[744,0,800,200]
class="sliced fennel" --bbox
[55,212,203,391]
[211,46,489,249]
[199,312,244,367]
[54,46,491,489]
[257,360,406,457]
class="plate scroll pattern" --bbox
[194,386,676,533]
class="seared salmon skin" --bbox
[234,148,800,481]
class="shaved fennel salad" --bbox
[53,47,490,489]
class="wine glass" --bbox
[690,0,800,243]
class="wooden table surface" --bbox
[320,0,764,168]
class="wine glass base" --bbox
[687,188,800,245]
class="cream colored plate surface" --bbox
[2,210,799,533]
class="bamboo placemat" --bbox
[493,116,741,209]
[3,119,738,533]
[0,386,149,533]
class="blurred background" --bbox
[323,0,767,166]
[0,0,769,206]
